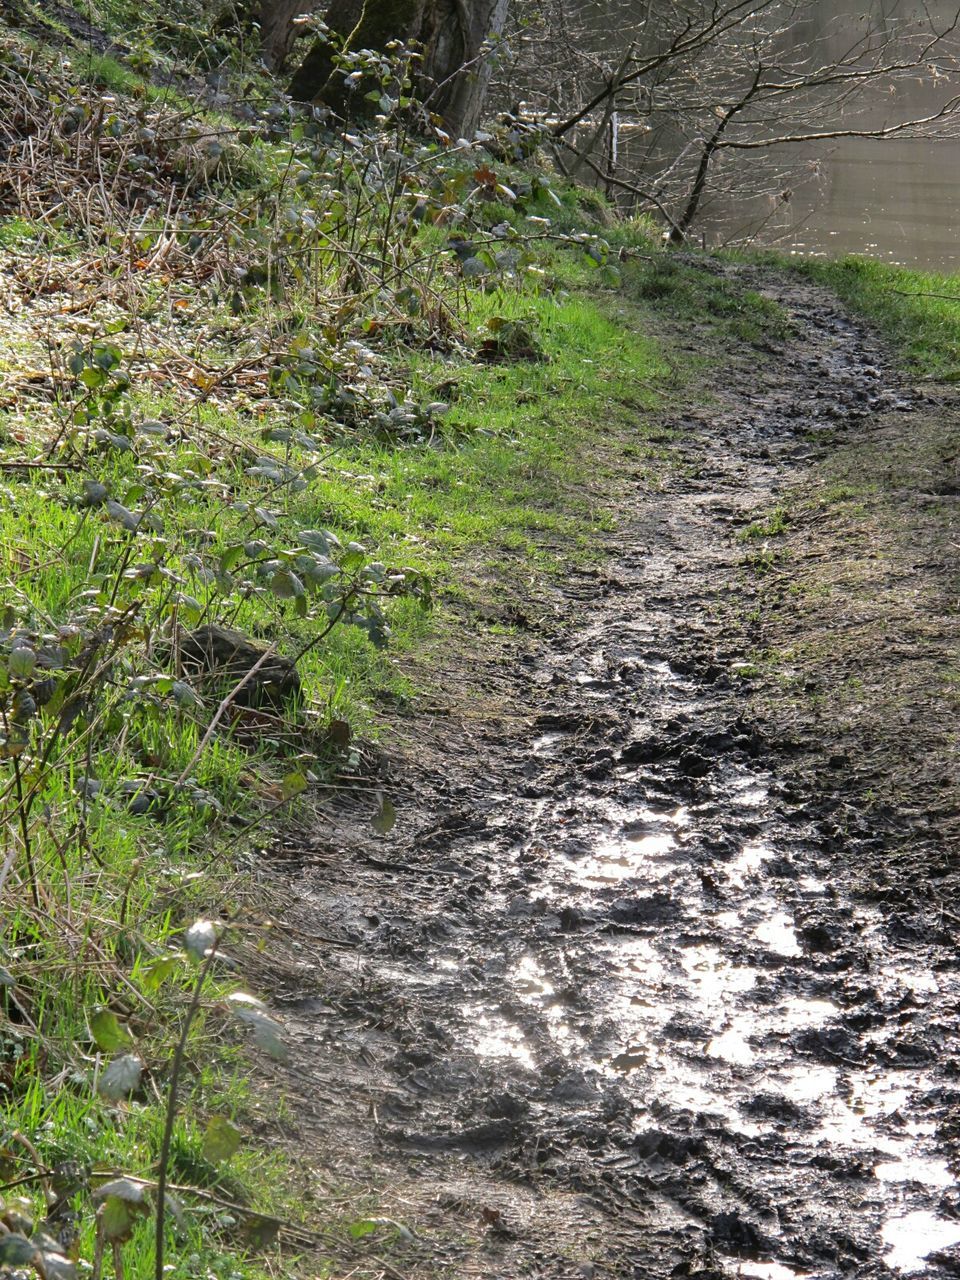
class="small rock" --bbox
[179,625,300,707]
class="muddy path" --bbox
[267,268,960,1279]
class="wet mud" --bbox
[271,271,960,1279]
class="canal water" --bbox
[578,0,960,271]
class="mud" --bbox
[267,269,960,1279]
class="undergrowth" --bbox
[0,11,677,1280]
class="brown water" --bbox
[708,126,960,272]
[589,0,960,271]
[703,0,960,269]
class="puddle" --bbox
[875,1155,954,1188]
[707,1026,755,1065]
[848,1072,919,1118]
[625,804,691,827]
[511,955,554,999]
[574,830,677,885]
[797,875,827,895]
[753,910,801,957]
[780,1063,837,1100]
[466,1008,534,1069]
[776,996,838,1029]
[626,831,678,855]
[727,841,772,886]
[882,1210,960,1273]
[730,780,770,809]
[682,945,758,1002]
[730,1264,812,1280]
[899,969,940,995]
[607,937,667,985]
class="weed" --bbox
[740,506,790,539]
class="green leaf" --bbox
[141,956,178,991]
[220,543,245,574]
[0,1235,38,1265]
[270,567,305,599]
[347,1219,378,1240]
[281,770,308,800]
[203,1116,242,1164]
[8,645,36,679]
[171,680,201,709]
[79,366,108,390]
[96,1053,142,1100]
[240,1215,280,1249]
[105,499,140,531]
[227,993,289,1062]
[92,342,122,370]
[371,795,396,835]
[90,1009,134,1053]
[94,1178,149,1243]
[81,479,109,506]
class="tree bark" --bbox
[259,0,316,71]
[287,0,508,137]
[417,0,510,138]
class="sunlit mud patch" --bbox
[573,829,678,886]
[882,1211,960,1273]
[774,996,838,1030]
[875,1155,954,1187]
[729,1263,813,1280]
[464,1006,534,1069]
[707,1026,756,1065]
[726,841,772,886]
[753,909,801,957]
[730,778,770,809]
[511,954,554,1000]
[681,944,758,1003]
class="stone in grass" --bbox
[179,625,300,708]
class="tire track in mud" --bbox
[277,273,960,1279]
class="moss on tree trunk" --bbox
[287,0,508,137]
[287,0,421,105]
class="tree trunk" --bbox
[419,0,509,138]
[259,0,316,71]
[287,0,411,105]
[287,0,508,137]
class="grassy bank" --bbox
[726,250,960,887]
[798,256,960,378]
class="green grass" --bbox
[740,505,790,540]
[623,254,792,344]
[797,256,960,378]
[0,193,671,1280]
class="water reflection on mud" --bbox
[464,718,958,1272]
[882,1211,960,1274]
